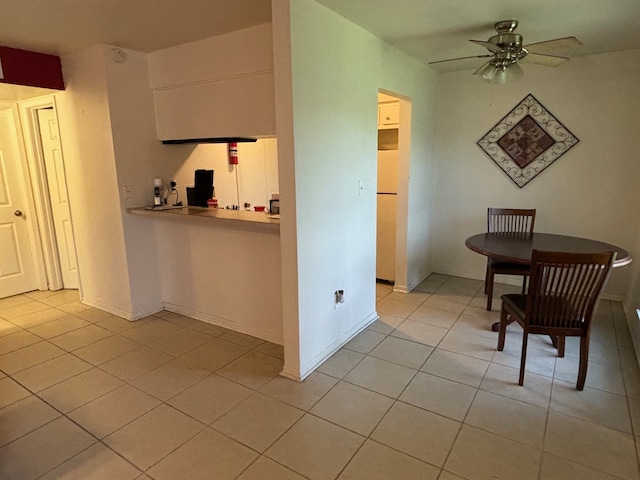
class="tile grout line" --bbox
[1,300,292,478]
[2,286,638,479]
[3,367,147,479]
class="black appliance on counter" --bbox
[186,169,214,207]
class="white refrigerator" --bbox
[376,150,399,282]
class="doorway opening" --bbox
[375,90,411,292]
[0,95,80,299]
[22,97,80,293]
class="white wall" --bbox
[156,217,282,343]
[55,32,283,332]
[430,49,640,298]
[148,23,274,89]
[272,0,300,377]
[56,45,187,319]
[273,0,438,379]
[103,46,180,317]
[55,45,134,315]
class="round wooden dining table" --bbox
[465,232,632,268]
[465,232,632,332]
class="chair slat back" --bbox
[525,250,614,329]
[488,208,536,234]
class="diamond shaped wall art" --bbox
[477,94,579,188]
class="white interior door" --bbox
[37,108,79,289]
[0,105,38,297]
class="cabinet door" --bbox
[154,72,276,140]
[378,103,399,129]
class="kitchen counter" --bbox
[128,206,280,231]
[127,204,282,344]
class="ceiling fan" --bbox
[429,20,582,84]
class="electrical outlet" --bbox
[121,185,132,200]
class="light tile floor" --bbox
[1,275,640,479]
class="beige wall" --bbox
[430,49,640,300]
[626,235,640,365]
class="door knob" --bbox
[14,210,23,217]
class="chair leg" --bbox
[486,268,494,311]
[557,336,565,358]
[519,331,528,386]
[497,306,508,351]
[521,275,527,294]
[577,335,590,390]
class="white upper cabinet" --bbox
[378,102,399,129]
[153,72,275,140]
[148,23,276,140]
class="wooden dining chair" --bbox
[497,249,614,390]
[485,208,536,311]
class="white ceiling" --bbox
[0,0,272,56]
[317,0,640,71]
[0,0,272,100]
[1,0,639,81]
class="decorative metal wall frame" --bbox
[477,94,579,188]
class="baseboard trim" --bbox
[392,283,409,294]
[393,271,434,294]
[289,310,379,381]
[80,298,163,321]
[164,302,283,345]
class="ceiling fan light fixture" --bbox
[494,67,508,85]
[509,62,524,80]
[480,63,498,82]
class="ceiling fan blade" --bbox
[469,39,501,53]
[524,36,582,54]
[520,53,569,66]
[428,54,492,65]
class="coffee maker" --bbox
[153,178,163,206]
[186,169,214,207]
